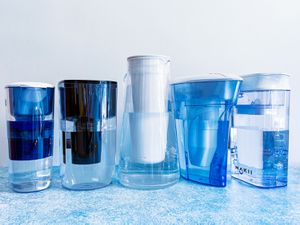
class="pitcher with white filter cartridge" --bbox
[118,55,179,189]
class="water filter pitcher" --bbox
[118,55,179,189]
[59,80,117,190]
[5,82,54,192]
[171,75,242,187]
[231,73,290,188]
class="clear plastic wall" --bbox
[231,74,290,188]
[118,55,179,189]
[5,82,54,192]
[171,76,242,187]
[59,80,117,190]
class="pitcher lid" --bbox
[5,82,54,88]
[241,73,290,91]
[127,55,170,61]
[171,73,242,84]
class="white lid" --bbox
[241,73,290,91]
[171,73,242,84]
[127,55,170,75]
[127,55,170,61]
[5,82,54,88]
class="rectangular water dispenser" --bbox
[231,73,290,188]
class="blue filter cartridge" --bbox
[171,75,242,187]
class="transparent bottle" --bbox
[5,82,55,192]
[171,75,242,187]
[118,55,179,189]
[231,73,290,188]
[58,80,117,190]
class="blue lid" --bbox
[171,74,242,105]
[5,82,55,117]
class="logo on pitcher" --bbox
[235,165,253,175]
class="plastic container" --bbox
[58,80,117,190]
[231,73,290,188]
[118,55,179,189]
[5,82,54,192]
[171,74,242,187]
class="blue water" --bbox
[7,120,54,160]
[263,130,289,171]
[7,120,53,192]
[209,121,229,187]
[176,113,230,187]
[232,130,289,187]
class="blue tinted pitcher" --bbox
[171,75,242,187]
[5,82,54,192]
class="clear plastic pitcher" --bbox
[231,73,290,188]
[171,75,242,187]
[5,82,54,192]
[59,80,117,190]
[118,55,179,189]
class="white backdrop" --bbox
[0,0,299,167]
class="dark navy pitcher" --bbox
[59,80,117,190]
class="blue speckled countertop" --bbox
[0,167,300,225]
